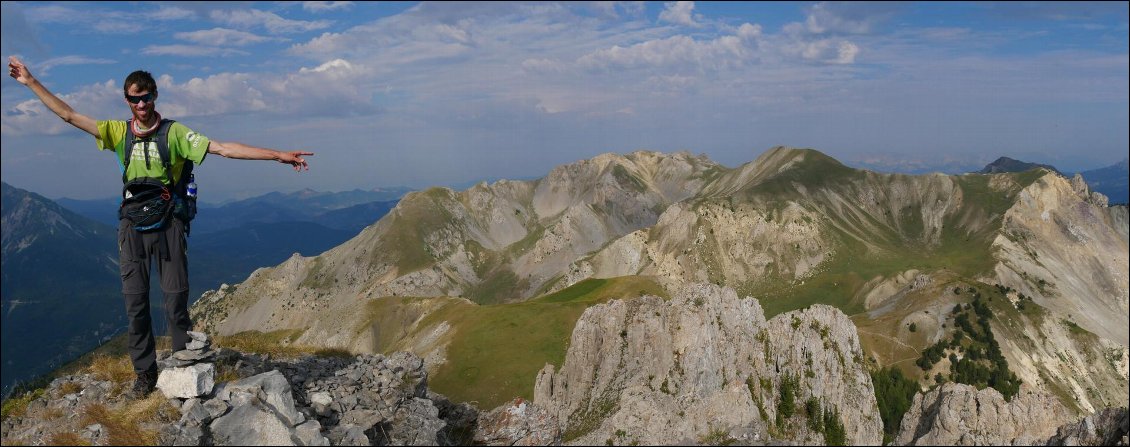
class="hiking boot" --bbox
[130,370,158,398]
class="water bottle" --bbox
[186,174,198,198]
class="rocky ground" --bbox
[0,345,545,446]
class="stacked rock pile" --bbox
[156,331,217,399]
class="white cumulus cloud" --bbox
[804,2,896,34]
[150,6,195,21]
[155,73,268,118]
[659,1,700,27]
[1,80,120,136]
[800,39,860,64]
[577,32,755,71]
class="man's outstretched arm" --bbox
[7,56,98,138]
[207,141,313,171]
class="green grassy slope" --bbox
[405,277,669,408]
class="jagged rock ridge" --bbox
[534,283,883,445]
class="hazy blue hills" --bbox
[312,200,399,233]
[1081,159,1129,205]
[52,197,121,227]
[1,182,124,395]
[188,221,356,292]
[232,187,409,211]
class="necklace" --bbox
[131,111,162,138]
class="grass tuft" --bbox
[82,393,178,446]
[1,389,45,421]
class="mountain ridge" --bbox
[190,147,1127,422]
[1,181,124,395]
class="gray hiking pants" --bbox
[118,218,192,374]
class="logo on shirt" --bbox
[186,131,202,149]
[131,141,160,163]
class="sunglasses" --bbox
[125,92,156,104]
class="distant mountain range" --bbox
[1080,159,1129,204]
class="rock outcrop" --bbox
[534,283,883,445]
[472,398,561,446]
[1043,406,1129,446]
[894,382,1073,445]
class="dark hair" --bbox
[123,70,157,96]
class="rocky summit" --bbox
[1,349,479,446]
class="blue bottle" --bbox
[186,174,198,198]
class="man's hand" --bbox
[8,56,33,86]
[7,56,98,137]
[278,151,313,171]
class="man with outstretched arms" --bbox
[8,56,314,397]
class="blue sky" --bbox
[2,1,1127,202]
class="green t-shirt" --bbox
[96,120,210,185]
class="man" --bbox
[7,56,313,397]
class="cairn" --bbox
[156,331,217,399]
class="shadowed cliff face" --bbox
[191,147,1128,419]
